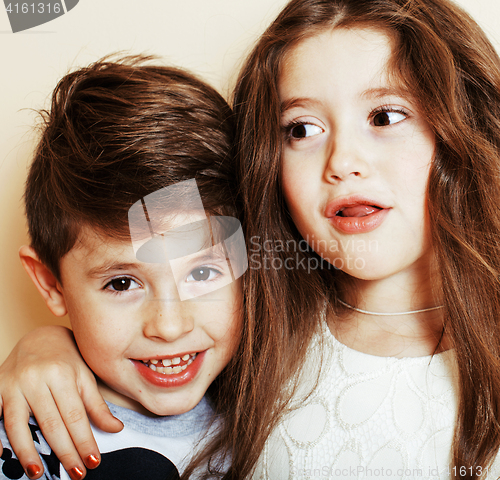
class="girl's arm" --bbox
[0,325,123,479]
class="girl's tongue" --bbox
[339,205,381,217]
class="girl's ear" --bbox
[19,245,68,317]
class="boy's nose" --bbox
[323,128,370,182]
[143,298,194,342]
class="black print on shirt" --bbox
[85,447,180,480]
[1,448,25,480]
[1,422,62,480]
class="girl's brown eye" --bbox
[372,110,406,127]
[289,123,323,139]
[373,112,391,126]
[290,124,308,138]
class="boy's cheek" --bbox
[220,315,244,365]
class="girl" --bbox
[3,0,500,477]
[232,0,500,476]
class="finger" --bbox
[2,395,45,479]
[81,386,123,434]
[0,396,3,457]
[49,386,104,470]
[28,388,87,480]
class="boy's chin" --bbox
[142,391,206,417]
[97,378,202,417]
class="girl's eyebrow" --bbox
[361,86,412,100]
[280,97,322,114]
[280,87,412,115]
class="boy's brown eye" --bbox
[191,268,210,281]
[110,278,132,291]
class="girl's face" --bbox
[279,28,435,282]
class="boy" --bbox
[0,56,245,480]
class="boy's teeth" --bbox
[145,353,197,375]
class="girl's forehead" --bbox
[278,27,405,102]
[281,26,394,74]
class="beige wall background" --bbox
[1,0,499,363]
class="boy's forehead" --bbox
[62,210,247,301]
[73,210,209,251]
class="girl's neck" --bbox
[331,262,448,358]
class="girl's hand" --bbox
[0,325,123,479]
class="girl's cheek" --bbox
[284,135,326,155]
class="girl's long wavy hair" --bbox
[231,0,500,476]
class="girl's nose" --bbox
[143,298,195,342]
[323,127,370,182]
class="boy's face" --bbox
[58,212,242,416]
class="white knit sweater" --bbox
[253,323,500,480]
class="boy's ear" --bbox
[19,245,67,317]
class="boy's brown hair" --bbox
[25,55,252,478]
[25,55,236,281]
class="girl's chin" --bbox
[322,257,388,280]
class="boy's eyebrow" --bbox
[86,262,140,278]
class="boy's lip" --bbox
[132,350,206,388]
[137,351,200,362]
[325,195,391,234]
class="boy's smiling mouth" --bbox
[132,351,206,387]
[141,353,198,375]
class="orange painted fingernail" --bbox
[26,464,41,478]
[85,454,100,469]
[68,466,84,480]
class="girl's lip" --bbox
[325,195,391,234]
[132,350,206,388]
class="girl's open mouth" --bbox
[336,205,382,217]
[326,196,390,234]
